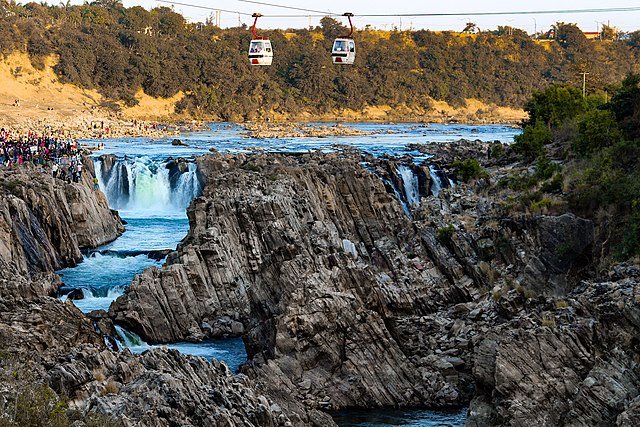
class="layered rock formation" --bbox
[110,147,640,425]
[111,152,477,412]
[0,162,123,287]
[0,296,305,426]
[0,162,311,426]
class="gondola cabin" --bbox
[248,39,273,66]
[331,38,355,64]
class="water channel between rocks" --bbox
[56,122,520,427]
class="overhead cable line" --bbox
[226,0,330,15]
[156,0,252,16]
[156,1,640,19]
[354,6,640,18]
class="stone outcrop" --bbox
[0,163,123,287]
[110,147,640,425]
[0,296,313,427]
[111,152,479,412]
[468,266,640,426]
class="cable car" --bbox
[248,13,272,66]
[332,13,356,65]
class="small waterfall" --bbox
[95,156,202,214]
[429,164,452,197]
[115,325,149,350]
[382,177,411,217]
[397,165,421,207]
[173,162,202,210]
[429,165,443,197]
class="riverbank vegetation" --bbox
[510,75,640,260]
[1,1,639,119]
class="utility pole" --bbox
[580,72,589,98]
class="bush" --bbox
[451,158,488,182]
[498,173,538,191]
[530,197,552,212]
[616,210,640,260]
[512,120,550,160]
[491,143,505,159]
[436,224,455,243]
[534,155,561,180]
[541,173,563,193]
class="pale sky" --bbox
[57,1,640,33]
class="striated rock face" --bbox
[468,268,640,426]
[111,152,482,412]
[105,146,638,424]
[0,163,123,287]
[0,296,310,427]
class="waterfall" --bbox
[381,177,411,217]
[95,157,202,214]
[397,165,421,207]
[115,325,149,350]
[429,165,443,197]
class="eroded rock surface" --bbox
[0,162,123,287]
[111,149,640,425]
[0,296,312,427]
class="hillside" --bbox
[1,1,639,122]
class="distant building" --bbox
[583,32,600,40]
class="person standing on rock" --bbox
[52,162,59,179]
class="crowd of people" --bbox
[0,128,85,183]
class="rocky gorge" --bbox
[109,143,639,425]
[1,134,639,426]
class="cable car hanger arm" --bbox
[342,12,354,38]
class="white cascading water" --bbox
[382,177,411,217]
[95,157,202,214]
[397,165,421,207]
[114,325,149,350]
[429,165,444,197]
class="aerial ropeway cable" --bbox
[156,0,640,19]
[155,0,640,68]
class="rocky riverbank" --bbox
[1,138,639,426]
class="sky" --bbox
[59,0,640,33]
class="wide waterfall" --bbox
[398,165,421,208]
[95,156,202,214]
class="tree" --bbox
[319,16,346,39]
[574,109,621,156]
[462,22,477,34]
[608,74,640,139]
[600,24,617,41]
[555,22,588,49]
[523,84,587,128]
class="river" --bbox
[57,122,519,427]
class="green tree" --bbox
[513,120,551,160]
[523,84,587,128]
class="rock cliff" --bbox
[0,162,123,290]
[0,296,310,426]
[110,148,640,425]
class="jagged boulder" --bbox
[522,213,595,295]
